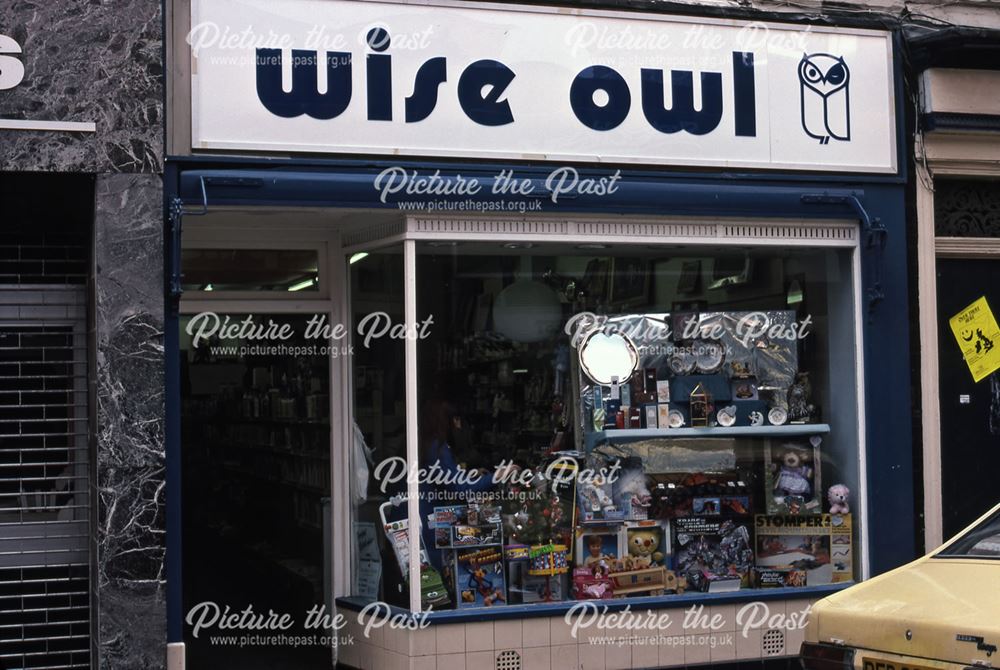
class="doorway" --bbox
[177,219,344,669]
[935,258,1000,539]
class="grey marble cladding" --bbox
[95,173,166,670]
[0,0,163,173]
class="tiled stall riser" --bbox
[337,600,814,670]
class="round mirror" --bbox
[578,329,639,386]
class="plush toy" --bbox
[627,529,664,568]
[774,449,813,499]
[827,484,850,514]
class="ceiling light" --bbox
[349,252,369,264]
[288,277,317,292]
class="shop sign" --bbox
[0,33,96,132]
[189,0,897,173]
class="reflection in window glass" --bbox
[936,511,1000,559]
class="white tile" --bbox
[465,621,494,652]
[580,640,606,670]
[712,604,737,632]
[494,620,522,649]
[522,618,551,648]
[465,650,493,668]
[680,603,713,635]
[551,644,579,670]
[605,639,631,670]
[384,626,403,654]
[550,616,577,646]
[437,624,466,655]
[684,634,712,666]
[367,619,385,649]
[786,622,808,657]
[657,636,685,668]
[437,652,466,670]
[631,639,659,669]
[710,631,737,663]
[521,645,551,670]
[736,626,764,661]
[410,655,436,670]
[410,627,437,656]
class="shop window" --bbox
[181,247,322,293]
[351,243,861,611]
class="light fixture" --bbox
[203,284,214,292]
[287,277,317,292]
[576,243,608,250]
[349,252,369,264]
[492,280,562,343]
[502,242,535,250]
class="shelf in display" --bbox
[585,424,830,448]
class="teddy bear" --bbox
[827,484,850,514]
[627,529,664,569]
[774,449,813,499]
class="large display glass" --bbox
[352,242,861,610]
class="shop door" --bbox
[178,241,338,669]
[936,258,1000,539]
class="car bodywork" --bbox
[802,502,1000,670]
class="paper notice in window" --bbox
[949,296,1000,383]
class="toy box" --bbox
[672,516,754,592]
[433,504,503,548]
[575,526,626,570]
[753,568,808,588]
[577,472,624,523]
[506,544,566,603]
[612,457,651,520]
[447,546,507,608]
[754,513,853,585]
[764,438,823,514]
[572,566,615,599]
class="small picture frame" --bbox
[609,257,651,308]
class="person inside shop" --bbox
[419,398,498,566]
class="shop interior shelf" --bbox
[586,423,831,448]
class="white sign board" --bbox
[190,0,897,173]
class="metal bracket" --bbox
[801,193,886,316]
[167,177,210,312]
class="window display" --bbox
[352,243,863,611]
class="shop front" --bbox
[165,1,914,668]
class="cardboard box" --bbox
[754,513,853,585]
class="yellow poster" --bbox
[949,296,1000,383]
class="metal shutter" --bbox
[0,221,91,669]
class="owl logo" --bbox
[798,53,850,145]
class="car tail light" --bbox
[800,642,856,670]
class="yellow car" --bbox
[802,502,1000,670]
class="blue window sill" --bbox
[336,582,853,625]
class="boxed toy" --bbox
[575,526,625,569]
[612,457,651,520]
[765,437,823,514]
[754,513,853,585]
[505,544,566,603]
[672,516,753,592]
[753,568,808,588]
[577,472,623,523]
[449,546,507,608]
[433,503,503,548]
